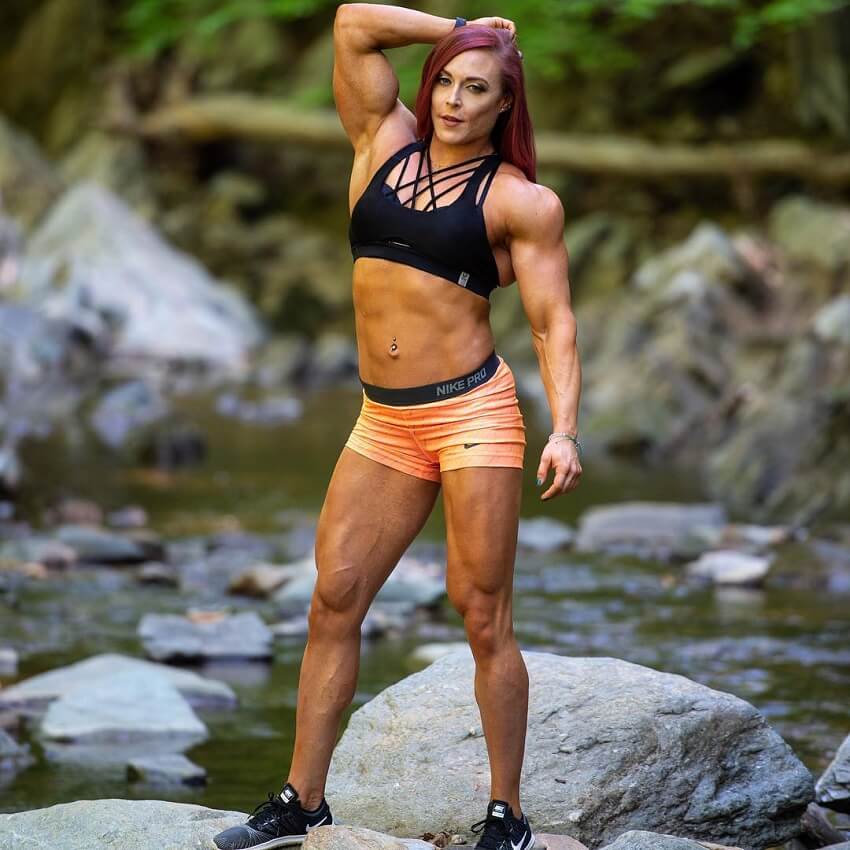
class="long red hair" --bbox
[413,26,536,183]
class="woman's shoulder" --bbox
[490,166,564,237]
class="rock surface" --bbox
[816,730,850,813]
[574,501,727,559]
[0,799,245,850]
[138,611,274,662]
[17,182,263,372]
[326,649,813,849]
[0,652,236,712]
[38,668,208,746]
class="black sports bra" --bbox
[348,138,502,300]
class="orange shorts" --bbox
[344,355,526,483]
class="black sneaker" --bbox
[470,799,536,850]
[212,782,334,849]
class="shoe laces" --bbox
[470,811,513,849]
[246,792,302,834]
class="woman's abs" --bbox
[352,259,495,388]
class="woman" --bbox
[214,5,581,850]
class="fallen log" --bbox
[114,94,850,185]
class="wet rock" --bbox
[517,516,575,552]
[574,501,727,560]
[275,553,445,614]
[0,799,247,850]
[816,731,850,813]
[54,523,152,564]
[0,647,18,676]
[228,562,305,597]
[690,521,793,552]
[18,182,264,373]
[215,390,303,425]
[106,504,148,529]
[326,649,813,849]
[138,610,274,662]
[684,549,773,586]
[39,668,208,746]
[138,419,207,469]
[0,557,48,579]
[43,497,103,526]
[0,652,236,712]
[269,614,310,638]
[90,379,170,449]
[136,562,179,587]
[0,536,76,569]
[127,753,207,787]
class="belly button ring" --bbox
[390,336,398,353]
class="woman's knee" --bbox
[310,557,367,628]
[456,597,513,656]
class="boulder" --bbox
[574,501,727,559]
[326,649,813,849]
[39,668,208,746]
[17,182,264,373]
[0,799,246,850]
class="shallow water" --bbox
[1,382,847,817]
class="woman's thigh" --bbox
[313,447,441,621]
[441,465,523,621]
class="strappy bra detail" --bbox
[348,138,502,300]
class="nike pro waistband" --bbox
[360,349,500,406]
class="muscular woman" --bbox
[214,5,581,849]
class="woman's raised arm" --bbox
[332,3,457,152]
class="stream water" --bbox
[1,381,847,819]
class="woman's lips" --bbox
[441,116,462,125]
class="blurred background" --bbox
[0,0,849,840]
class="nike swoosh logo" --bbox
[306,816,329,830]
[463,443,480,449]
[511,836,530,850]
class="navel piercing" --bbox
[390,336,398,352]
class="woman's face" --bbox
[430,49,511,145]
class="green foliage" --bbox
[119,0,849,78]
[120,0,338,57]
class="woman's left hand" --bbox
[536,440,582,500]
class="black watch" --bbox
[454,16,466,27]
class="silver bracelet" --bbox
[548,431,582,455]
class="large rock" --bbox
[574,501,727,559]
[0,799,246,849]
[326,649,813,849]
[39,668,208,746]
[17,182,264,373]
[0,652,236,712]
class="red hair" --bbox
[414,26,536,183]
